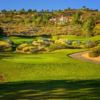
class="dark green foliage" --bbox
[89,45,100,57]
[82,17,95,37]
[72,12,81,24]
[49,43,67,51]
[85,40,97,48]
[0,8,99,36]
[0,27,5,38]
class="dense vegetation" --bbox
[89,45,100,57]
[0,8,100,36]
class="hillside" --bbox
[0,8,100,36]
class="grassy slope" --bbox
[9,35,100,45]
[9,36,34,44]
[0,49,100,82]
[65,35,100,41]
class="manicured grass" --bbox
[0,80,100,100]
[9,35,100,45]
[0,49,100,99]
[0,49,100,82]
[52,35,100,41]
[9,36,34,44]
[90,35,100,41]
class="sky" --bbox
[0,0,99,11]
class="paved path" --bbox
[69,51,100,64]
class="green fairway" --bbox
[0,49,100,82]
[0,37,100,99]
[0,49,100,99]
[0,4,100,99]
[9,35,100,45]
[52,35,100,41]
[9,36,34,44]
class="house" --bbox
[49,15,72,24]
[59,15,68,24]
[49,17,57,24]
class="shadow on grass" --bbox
[0,80,100,100]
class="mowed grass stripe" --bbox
[0,49,100,82]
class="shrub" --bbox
[32,41,40,46]
[89,46,100,57]
[16,42,48,53]
[0,41,12,52]
[72,40,81,47]
[66,40,73,45]
[37,46,49,53]
[49,43,67,51]
[16,43,37,53]
[55,39,66,45]
[22,46,36,53]
[84,40,97,48]
[17,43,28,50]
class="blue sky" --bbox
[0,0,99,10]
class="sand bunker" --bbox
[82,52,100,62]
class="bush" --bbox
[55,39,66,44]
[0,41,12,52]
[17,43,29,50]
[89,46,100,57]
[49,43,67,51]
[16,42,49,53]
[84,40,97,48]
[22,46,36,53]
[16,43,37,53]
[66,40,73,45]
[72,40,81,47]
[37,46,49,53]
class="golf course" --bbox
[0,4,100,99]
[0,47,100,99]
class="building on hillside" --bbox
[58,15,68,24]
[49,17,57,24]
[49,15,72,24]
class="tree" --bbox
[27,9,32,12]
[35,16,42,25]
[0,27,6,38]
[19,9,26,14]
[82,6,87,10]
[82,17,94,37]
[1,9,7,13]
[72,12,81,24]
[42,14,50,25]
